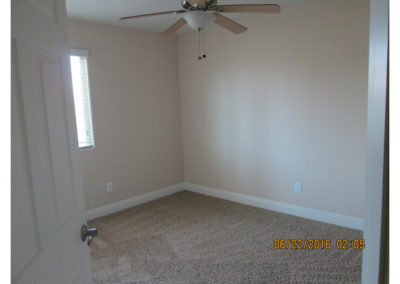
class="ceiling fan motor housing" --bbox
[182,0,218,10]
[182,1,192,10]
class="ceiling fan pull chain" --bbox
[202,28,206,59]
[198,28,202,60]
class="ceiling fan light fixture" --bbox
[184,11,216,30]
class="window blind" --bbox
[70,49,95,148]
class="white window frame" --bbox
[70,49,95,149]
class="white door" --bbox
[11,0,94,283]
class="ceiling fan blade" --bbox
[214,4,280,13]
[120,10,186,21]
[161,18,187,35]
[213,13,247,34]
[187,0,206,7]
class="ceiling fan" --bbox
[120,0,280,35]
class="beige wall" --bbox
[68,20,183,210]
[68,0,369,218]
[178,0,369,218]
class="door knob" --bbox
[81,224,98,246]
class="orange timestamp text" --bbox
[274,239,365,250]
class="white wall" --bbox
[178,0,369,218]
[68,20,183,210]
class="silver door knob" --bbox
[81,224,98,246]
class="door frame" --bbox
[361,0,389,283]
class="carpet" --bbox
[88,191,363,283]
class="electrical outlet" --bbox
[294,182,302,194]
[106,181,113,193]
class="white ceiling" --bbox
[66,0,306,34]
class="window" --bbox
[70,49,95,148]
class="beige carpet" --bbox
[88,191,362,283]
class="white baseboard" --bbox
[86,181,363,231]
[183,182,364,231]
[86,183,185,220]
